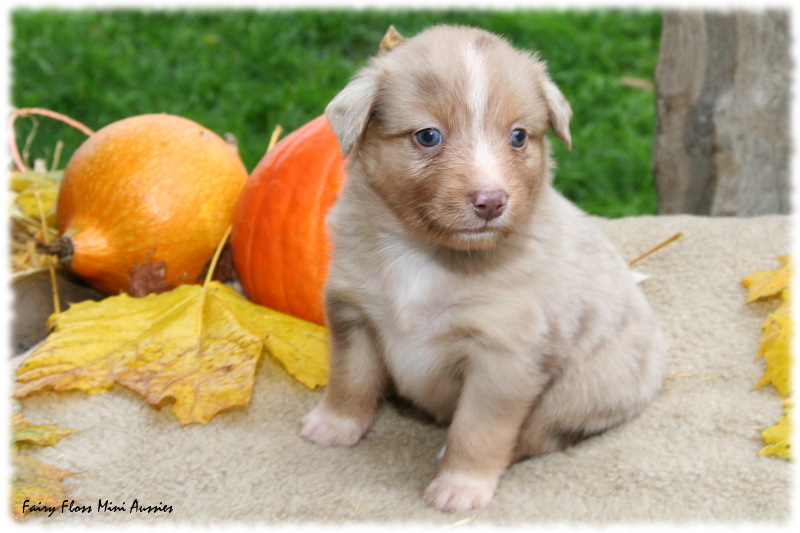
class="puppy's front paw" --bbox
[423,471,498,512]
[300,403,371,447]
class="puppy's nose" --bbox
[470,190,507,221]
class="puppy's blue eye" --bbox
[510,129,527,148]
[415,128,443,147]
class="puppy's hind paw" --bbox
[423,471,498,512]
[300,403,371,447]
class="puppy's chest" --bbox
[366,253,471,388]
[376,257,462,342]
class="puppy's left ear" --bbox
[325,66,379,156]
[540,75,573,150]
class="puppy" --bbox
[300,25,666,512]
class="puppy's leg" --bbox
[423,357,550,512]
[514,315,664,460]
[301,295,388,447]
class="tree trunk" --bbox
[653,10,791,216]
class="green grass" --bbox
[11,9,661,217]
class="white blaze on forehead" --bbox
[463,42,506,192]
[465,42,487,125]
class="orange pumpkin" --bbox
[231,115,346,326]
[55,113,248,295]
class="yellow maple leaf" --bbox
[759,400,793,459]
[14,281,329,425]
[741,255,791,302]
[754,290,792,397]
[744,257,793,460]
[11,414,75,520]
[11,412,75,447]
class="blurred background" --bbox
[10,9,662,217]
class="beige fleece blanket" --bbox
[9,214,792,526]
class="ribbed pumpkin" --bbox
[55,113,248,295]
[231,115,346,325]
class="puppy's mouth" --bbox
[451,225,502,237]
[421,217,510,251]
[450,226,507,248]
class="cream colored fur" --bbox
[301,25,666,512]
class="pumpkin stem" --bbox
[38,236,74,266]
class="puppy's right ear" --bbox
[325,67,379,156]
[540,75,572,151]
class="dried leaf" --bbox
[14,281,328,425]
[744,257,793,460]
[12,413,75,447]
[759,399,793,459]
[619,76,654,91]
[11,414,75,520]
[9,170,61,273]
[742,255,791,302]
[379,25,405,54]
[12,455,74,520]
[754,291,792,397]
[10,170,62,226]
